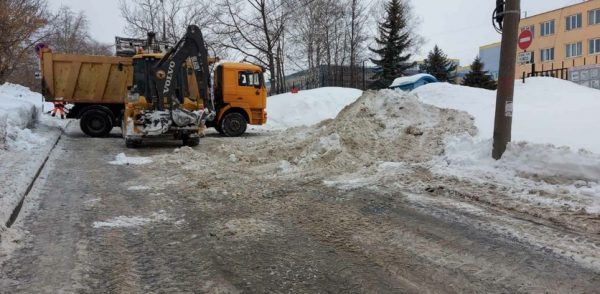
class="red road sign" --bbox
[518,30,533,50]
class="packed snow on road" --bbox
[246,79,600,225]
[133,79,599,275]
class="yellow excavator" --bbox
[122,25,267,147]
[122,25,214,147]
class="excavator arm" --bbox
[151,25,215,115]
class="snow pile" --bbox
[224,89,477,172]
[413,77,600,153]
[263,87,362,129]
[434,135,600,214]
[109,153,153,165]
[127,185,151,191]
[410,78,600,215]
[0,83,51,150]
[92,211,169,228]
[309,89,476,164]
[441,135,600,182]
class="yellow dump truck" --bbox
[41,49,133,137]
[40,31,267,141]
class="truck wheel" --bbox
[220,112,247,137]
[125,138,142,148]
[214,123,224,135]
[182,135,200,147]
[80,109,113,137]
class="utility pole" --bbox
[492,0,520,159]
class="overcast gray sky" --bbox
[48,0,580,65]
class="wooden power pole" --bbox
[492,0,521,159]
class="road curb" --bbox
[4,121,71,228]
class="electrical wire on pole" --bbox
[492,0,520,159]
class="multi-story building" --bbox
[516,0,600,89]
[479,42,501,80]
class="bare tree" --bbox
[3,4,111,89]
[44,6,111,55]
[46,6,89,53]
[347,0,368,87]
[120,0,219,48]
[286,0,335,88]
[5,50,43,91]
[215,0,292,94]
[0,0,48,84]
[288,0,371,89]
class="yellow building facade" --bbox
[516,0,600,86]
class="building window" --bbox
[589,9,600,25]
[590,38,600,55]
[566,42,583,58]
[540,20,555,36]
[541,48,555,62]
[566,14,582,30]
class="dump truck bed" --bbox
[40,48,133,104]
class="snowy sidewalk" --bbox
[0,83,67,227]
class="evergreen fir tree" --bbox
[461,56,497,90]
[421,45,457,83]
[369,0,414,89]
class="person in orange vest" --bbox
[50,102,65,119]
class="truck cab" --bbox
[211,63,267,136]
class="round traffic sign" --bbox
[518,30,533,50]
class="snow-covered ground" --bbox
[242,80,600,223]
[0,83,65,227]
[0,84,54,151]
[406,78,600,215]
[258,87,363,130]
[109,153,153,165]
[413,77,600,153]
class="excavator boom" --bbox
[152,25,214,114]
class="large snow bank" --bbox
[0,83,55,150]
[413,77,600,153]
[411,78,600,215]
[435,135,600,214]
[0,83,64,229]
[263,87,362,129]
